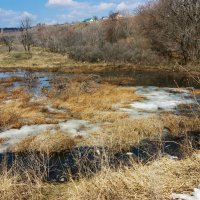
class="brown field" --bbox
[0,48,199,200]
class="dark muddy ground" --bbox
[0,131,199,183]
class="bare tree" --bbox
[93,16,98,21]
[137,0,200,64]
[20,17,33,52]
[1,35,14,52]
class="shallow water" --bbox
[0,69,199,95]
[99,69,200,88]
[0,70,75,95]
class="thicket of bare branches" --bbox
[33,16,159,64]
[0,1,199,65]
[31,0,200,65]
[137,0,200,64]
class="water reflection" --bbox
[0,69,199,96]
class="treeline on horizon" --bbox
[1,0,200,65]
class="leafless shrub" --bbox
[0,35,15,52]
[20,17,33,53]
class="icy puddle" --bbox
[0,120,100,153]
[119,86,196,117]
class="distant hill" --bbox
[1,27,21,33]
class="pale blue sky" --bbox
[0,0,148,27]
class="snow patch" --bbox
[0,120,100,153]
[118,86,195,117]
[171,185,200,200]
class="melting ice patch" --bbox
[170,185,200,200]
[118,86,195,117]
[0,120,99,153]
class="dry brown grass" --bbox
[161,114,200,134]
[0,47,76,69]
[0,137,8,144]
[78,114,200,152]
[0,87,9,101]
[0,87,71,129]
[13,131,77,153]
[62,152,200,200]
[0,77,24,84]
[9,87,32,101]
[0,168,46,200]
[192,89,200,96]
[0,101,49,128]
[0,45,200,76]
[84,117,163,151]
[0,108,22,129]
[51,82,140,123]
[1,149,199,200]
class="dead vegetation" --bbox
[0,168,46,200]
[192,89,200,96]
[0,87,71,130]
[85,117,163,151]
[0,76,199,153]
[0,149,199,200]
[46,152,200,200]
[49,78,140,123]
[12,131,77,153]
[161,114,200,134]
[81,114,200,152]
[0,46,91,70]
[0,77,24,85]
[0,62,199,200]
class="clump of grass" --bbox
[86,117,163,152]
[66,153,200,200]
[192,89,200,96]
[0,87,70,128]
[161,114,200,134]
[67,84,139,112]
[81,114,200,152]
[102,76,135,85]
[13,131,77,153]
[0,137,9,145]
[0,169,45,200]
[10,87,32,102]
[50,79,140,123]
[0,108,22,130]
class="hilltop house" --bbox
[82,18,94,23]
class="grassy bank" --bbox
[64,153,200,200]
[1,151,199,200]
[0,47,200,75]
